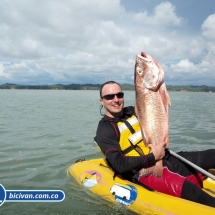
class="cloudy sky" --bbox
[0,0,215,86]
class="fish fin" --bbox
[159,83,171,113]
[134,103,139,119]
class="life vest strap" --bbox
[120,118,135,134]
[122,139,145,156]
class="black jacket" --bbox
[95,106,155,175]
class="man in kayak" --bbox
[95,81,215,208]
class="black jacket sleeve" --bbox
[95,117,156,174]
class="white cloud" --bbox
[153,1,184,26]
[132,1,184,27]
[174,59,196,71]
[202,13,215,41]
[0,0,214,86]
[0,63,11,79]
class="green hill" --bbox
[0,83,215,92]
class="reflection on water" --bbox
[0,90,214,214]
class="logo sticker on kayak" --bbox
[110,183,137,206]
[80,170,101,188]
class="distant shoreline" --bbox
[0,83,215,92]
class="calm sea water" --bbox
[0,90,215,215]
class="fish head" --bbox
[134,52,164,91]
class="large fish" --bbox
[134,52,171,176]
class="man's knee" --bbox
[139,167,185,197]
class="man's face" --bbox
[100,83,124,118]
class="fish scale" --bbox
[134,52,171,147]
[136,89,168,146]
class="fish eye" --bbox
[137,68,143,74]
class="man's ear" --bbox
[100,98,104,106]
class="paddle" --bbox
[168,149,215,181]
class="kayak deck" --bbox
[67,158,215,215]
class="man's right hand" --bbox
[148,143,166,161]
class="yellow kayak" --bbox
[67,158,215,215]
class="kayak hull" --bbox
[67,158,215,215]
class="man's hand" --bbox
[139,166,154,177]
[139,160,164,178]
[148,143,166,161]
[139,143,166,178]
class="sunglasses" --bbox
[101,92,124,100]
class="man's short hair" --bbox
[99,81,121,98]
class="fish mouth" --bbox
[136,54,152,63]
[135,52,164,91]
